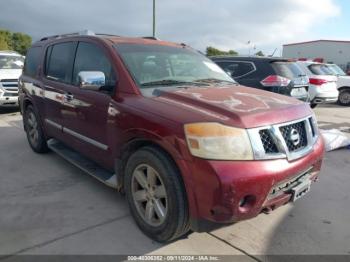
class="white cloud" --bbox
[0,0,341,54]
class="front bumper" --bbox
[311,89,339,104]
[0,96,19,107]
[184,136,324,232]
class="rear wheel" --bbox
[338,89,350,106]
[24,105,49,153]
[124,146,189,242]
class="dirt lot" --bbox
[0,104,349,261]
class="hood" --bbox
[0,69,22,80]
[151,85,312,128]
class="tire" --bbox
[24,105,49,153]
[124,146,189,242]
[338,89,350,106]
[310,103,318,109]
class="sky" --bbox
[0,0,349,55]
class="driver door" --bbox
[60,41,117,169]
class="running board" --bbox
[47,139,118,188]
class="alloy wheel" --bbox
[131,164,168,227]
[27,111,39,147]
[339,91,350,105]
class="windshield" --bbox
[0,55,24,70]
[114,44,235,89]
[308,64,334,75]
[326,64,346,76]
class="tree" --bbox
[0,29,12,50]
[255,50,264,57]
[0,35,10,50]
[0,29,32,55]
[206,46,238,56]
[12,32,32,55]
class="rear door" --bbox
[42,41,77,139]
[215,60,257,87]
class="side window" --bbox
[46,42,76,83]
[217,61,255,78]
[23,47,42,77]
[73,42,116,91]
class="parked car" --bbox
[296,61,339,108]
[0,50,24,108]
[211,56,310,102]
[324,63,350,106]
[19,31,325,242]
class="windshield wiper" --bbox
[194,78,237,84]
[141,79,193,87]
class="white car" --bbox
[297,61,339,108]
[325,64,350,106]
[0,51,24,108]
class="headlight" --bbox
[184,122,253,160]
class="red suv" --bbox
[19,31,325,242]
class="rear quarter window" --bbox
[308,64,333,75]
[271,62,305,79]
[23,47,42,77]
[216,61,255,78]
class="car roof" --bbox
[297,61,323,65]
[35,30,185,49]
[210,55,289,62]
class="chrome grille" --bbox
[4,92,18,97]
[0,79,17,82]
[279,121,307,152]
[1,79,18,92]
[259,129,278,154]
[248,116,318,161]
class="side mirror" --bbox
[78,71,105,91]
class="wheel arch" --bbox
[115,137,198,219]
[338,86,350,91]
[116,138,182,192]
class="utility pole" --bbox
[152,0,156,38]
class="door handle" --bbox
[64,93,74,102]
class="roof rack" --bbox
[40,30,95,41]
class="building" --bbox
[282,40,350,71]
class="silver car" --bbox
[297,61,339,108]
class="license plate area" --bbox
[291,87,307,97]
[291,178,311,202]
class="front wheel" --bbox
[338,89,350,106]
[124,146,189,242]
[24,105,49,153]
[310,103,318,109]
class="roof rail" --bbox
[40,30,95,41]
[142,36,158,40]
[95,33,121,37]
